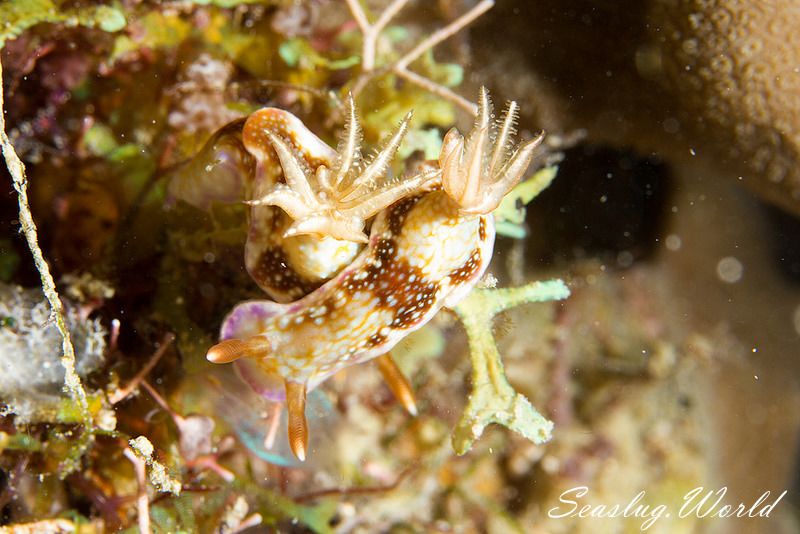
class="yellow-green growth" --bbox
[451,280,569,454]
[494,165,558,239]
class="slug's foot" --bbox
[285,381,309,462]
[375,354,418,416]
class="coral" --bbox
[451,280,569,454]
[109,10,191,62]
[651,0,800,214]
[476,0,800,215]
[271,3,320,37]
[278,37,361,71]
[510,263,714,533]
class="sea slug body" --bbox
[241,107,360,302]
[243,97,439,302]
[207,88,543,460]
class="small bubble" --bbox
[541,455,560,474]
[663,117,680,133]
[599,195,608,203]
[204,252,215,263]
[689,148,696,156]
[665,234,682,251]
[716,257,744,283]
[617,251,634,268]
[200,283,216,299]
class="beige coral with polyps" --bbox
[653,0,800,212]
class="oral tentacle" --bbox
[206,339,249,364]
[207,337,270,364]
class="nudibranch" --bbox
[242,96,438,302]
[169,97,435,303]
[207,89,543,461]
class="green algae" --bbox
[279,37,361,71]
[0,0,126,49]
[109,11,191,61]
